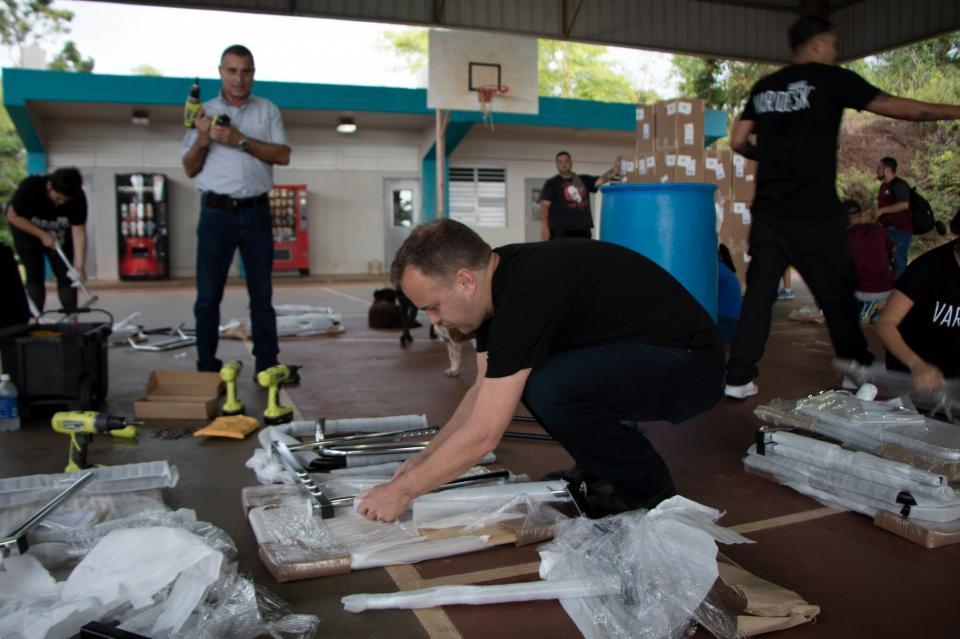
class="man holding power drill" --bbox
[181,44,291,376]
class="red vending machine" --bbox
[116,173,170,280]
[269,185,309,275]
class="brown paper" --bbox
[700,553,820,638]
[873,510,960,548]
[259,543,352,582]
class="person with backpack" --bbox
[870,157,912,277]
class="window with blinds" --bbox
[449,166,507,228]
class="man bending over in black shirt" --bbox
[356,219,725,522]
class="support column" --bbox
[435,109,450,219]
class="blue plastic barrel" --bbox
[599,183,718,319]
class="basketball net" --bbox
[478,85,509,130]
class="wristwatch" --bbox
[238,136,250,152]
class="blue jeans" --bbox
[885,227,912,278]
[521,342,724,494]
[194,200,278,373]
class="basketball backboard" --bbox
[427,29,539,116]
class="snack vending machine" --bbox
[270,185,309,275]
[116,173,169,280]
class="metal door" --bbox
[384,179,420,268]
[525,177,549,242]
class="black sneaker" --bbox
[575,479,677,518]
[541,465,595,484]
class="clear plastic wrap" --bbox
[411,480,567,526]
[836,359,960,422]
[27,508,237,570]
[0,517,318,639]
[344,496,752,639]
[0,461,179,508]
[754,392,960,477]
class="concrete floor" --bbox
[2,276,958,638]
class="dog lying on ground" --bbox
[368,287,472,376]
[368,288,420,346]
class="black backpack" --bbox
[906,183,936,235]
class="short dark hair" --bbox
[789,15,834,53]
[555,151,571,161]
[221,44,254,64]
[842,199,862,215]
[880,157,898,173]
[49,167,83,198]
[390,219,492,287]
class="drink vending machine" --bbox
[270,185,309,275]
[116,173,170,280]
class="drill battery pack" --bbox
[0,309,112,418]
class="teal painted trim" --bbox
[422,158,437,223]
[27,151,45,175]
[4,68,728,134]
[2,67,430,114]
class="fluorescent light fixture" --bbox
[131,109,150,126]
[336,117,357,134]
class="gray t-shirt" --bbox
[181,93,287,198]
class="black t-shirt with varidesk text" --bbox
[742,63,881,220]
[885,241,960,378]
[475,240,723,378]
[539,174,598,231]
[9,175,88,242]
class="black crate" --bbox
[0,310,112,417]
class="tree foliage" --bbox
[383,28,657,104]
[0,0,73,63]
[132,63,162,77]
[48,40,93,72]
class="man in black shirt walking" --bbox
[537,151,614,240]
[355,219,725,523]
[724,15,960,399]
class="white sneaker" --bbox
[725,381,759,399]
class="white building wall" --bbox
[44,122,423,279]
[41,118,632,280]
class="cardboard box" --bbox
[873,510,960,548]
[732,153,757,202]
[655,147,705,183]
[705,148,733,199]
[133,370,224,420]
[655,98,705,150]
[635,104,656,154]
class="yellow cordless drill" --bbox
[52,411,140,473]
[220,360,245,416]
[257,364,296,425]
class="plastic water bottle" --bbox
[0,374,21,431]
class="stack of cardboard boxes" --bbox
[617,98,759,287]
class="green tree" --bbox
[48,40,93,72]
[0,0,74,64]
[383,28,428,73]
[853,32,960,254]
[132,63,162,77]
[0,85,25,246]
[383,28,656,103]
[670,55,775,115]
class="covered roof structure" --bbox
[107,0,960,63]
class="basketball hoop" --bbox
[477,84,509,130]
